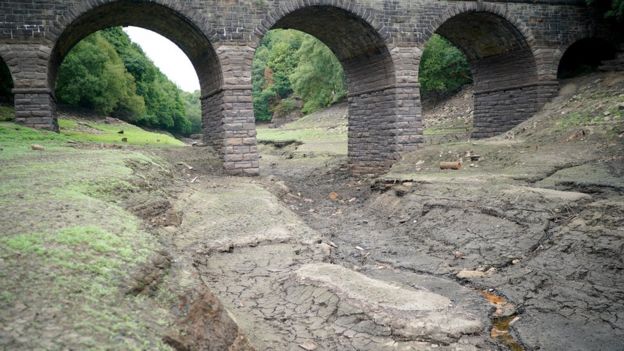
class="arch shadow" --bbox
[557,38,617,79]
[0,55,14,105]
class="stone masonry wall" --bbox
[0,0,604,175]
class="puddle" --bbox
[481,290,525,351]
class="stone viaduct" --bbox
[0,0,617,175]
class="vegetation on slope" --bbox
[419,35,472,100]
[0,124,174,349]
[252,31,472,122]
[252,30,347,121]
[56,28,201,136]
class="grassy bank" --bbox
[0,123,176,350]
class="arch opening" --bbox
[557,38,617,79]
[0,56,14,122]
[252,29,348,157]
[419,34,473,142]
[430,11,539,139]
[264,5,399,174]
[0,57,13,105]
[48,1,223,150]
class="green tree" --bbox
[290,36,346,114]
[57,27,201,136]
[181,90,202,134]
[252,29,346,121]
[56,32,146,118]
[419,34,472,99]
[252,30,305,121]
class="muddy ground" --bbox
[1,72,623,350]
[158,72,623,350]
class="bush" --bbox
[252,30,346,121]
[56,27,201,136]
[419,34,472,99]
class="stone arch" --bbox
[256,2,418,175]
[557,37,617,79]
[424,7,543,138]
[46,0,225,151]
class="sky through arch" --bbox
[124,26,200,93]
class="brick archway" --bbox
[256,3,421,175]
[45,0,230,155]
[424,9,544,138]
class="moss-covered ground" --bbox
[0,121,178,350]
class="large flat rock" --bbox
[292,263,484,344]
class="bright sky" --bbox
[123,26,200,93]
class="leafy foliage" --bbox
[252,30,346,121]
[291,38,346,114]
[419,34,472,99]
[56,28,200,136]
[253,31,471,121]
[56,32,145,120]
[181,90,202,134]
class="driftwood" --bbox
[440,161,462,170]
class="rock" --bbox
[319,242,332,257]
[328,192,339,201]
[456,270,486,279]
[31,144,45,151]
[292,263,482,344]
[299,341,318,350]
[394,185,411,197]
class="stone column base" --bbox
[13,88,57,131]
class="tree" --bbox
[290,36,346,114]
[252,29,347,121]
[419,34,472,100]
[56,32,146,118]
[57,27,201,136]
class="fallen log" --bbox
[440,161,462,170]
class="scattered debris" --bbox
[299,341,318,350]
[328,192,339,201]
[177,162,194,171]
